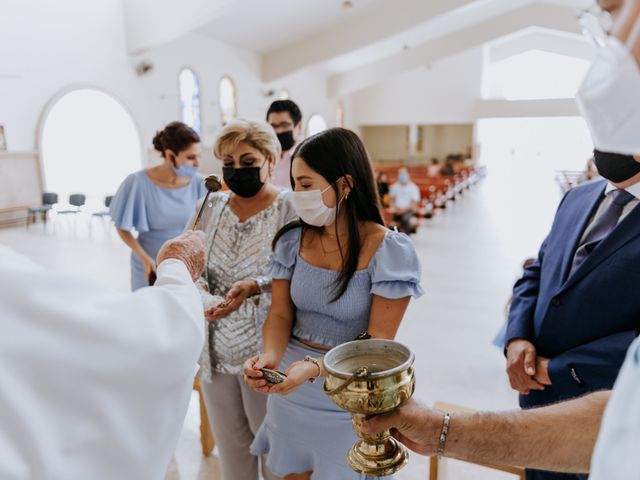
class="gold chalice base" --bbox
[347,422,409,476]
[323,340,415,476]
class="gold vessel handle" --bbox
[323,367,369,396]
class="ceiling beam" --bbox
[488,28,594,63]
[123,0,234,54]
[474,98,580,118]
[327,4,583,97]
[260,0,481,82]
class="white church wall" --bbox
[347,48,484,127]
[0,0,333,202]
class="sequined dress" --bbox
[196,190,297,380]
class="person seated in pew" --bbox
[389,167,420,234]
[427,158,441,177]
[440,156,456,176]
[376,171,391,207]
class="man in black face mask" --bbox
[505,150,640,480]
[266,99,303,189]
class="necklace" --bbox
[319,234,342,256]
[324,229,349,239]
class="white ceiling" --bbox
[197,0,385,53]
[186,0,595,94]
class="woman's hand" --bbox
[142,255,157,282]
[269,360,319,396]
[204,307,219,322]
[243,352,279,394]
[208,279,258,320]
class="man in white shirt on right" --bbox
[390,167,421,234]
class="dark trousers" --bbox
[526,469,588,480]
[393,210,417,234]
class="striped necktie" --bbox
[570,189,636,275]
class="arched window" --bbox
[178,68,201,134]
[40,88,141,204]
[306,114,328,137]
[219,75,237,125]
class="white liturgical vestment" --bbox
[0,245,204,480]
[590,337,640,480]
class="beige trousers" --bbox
[200,372,279,480]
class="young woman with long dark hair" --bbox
[243,128,423,479]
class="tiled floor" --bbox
[1,180,542,480]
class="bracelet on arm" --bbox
[253,276,272,296]
[303,355,322,383]
[436,412,451,458]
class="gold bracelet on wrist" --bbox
[303,355,321,383]
[436,412,451,458]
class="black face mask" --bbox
[277,130,295,152]
[222,161,266,198]
[593,149,640,183]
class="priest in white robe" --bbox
[0,230,206,480]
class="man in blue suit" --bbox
[505,150,640,480]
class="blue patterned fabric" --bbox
[250,340,391,480]
[110,170,206,290]
[266,227,424,347]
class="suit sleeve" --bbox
[548,330,639,397]
[505,190,571,348]
[504,236,547,346]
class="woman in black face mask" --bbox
[189,119,297,480]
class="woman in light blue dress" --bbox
[244,128,424,480]
[110,122,206,290]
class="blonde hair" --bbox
[214,119,281,163]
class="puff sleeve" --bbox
[370,232,424,299]
[109,172,150,233]
[266,226,300,281]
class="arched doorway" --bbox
[40,88,142,208]
[219,75,237,126]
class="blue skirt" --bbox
[250,339,394,480]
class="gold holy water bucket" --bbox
[323,339,415,476]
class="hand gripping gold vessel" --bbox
[323,339,415,476]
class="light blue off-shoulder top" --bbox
[268,227,424,347]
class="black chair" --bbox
[90,195,114,236]
[55,194,87,235]
[26,192,58,229]
[57,194,86,215]
[92,195,113,219]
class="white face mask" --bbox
[576,37,640,155]
[291,183,338,227]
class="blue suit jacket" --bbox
[506,179,640,408]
